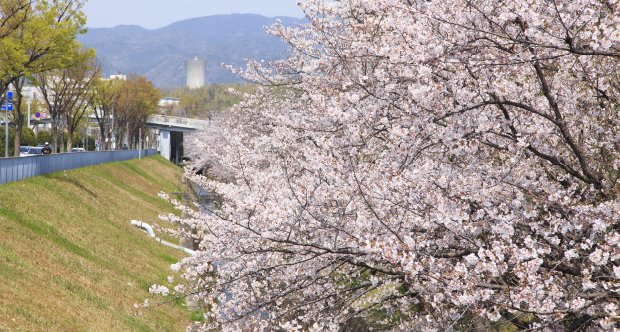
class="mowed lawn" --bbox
[0,156,192,331]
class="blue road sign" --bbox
[7,91,12,100]
[1,103,13,111]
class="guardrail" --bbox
[148,114,213,129]
[0,149,157,185]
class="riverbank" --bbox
[0,156,192,331]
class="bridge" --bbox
[32,114,211,164]
[146,114,213,164]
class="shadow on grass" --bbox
[0,207,92,260]
[49,175,99,199]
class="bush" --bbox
[0,126,16,156]
[36,130,52,145]
[87,136,96,151]
[69,132,96,151]
[21,127,37,146]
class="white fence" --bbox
[0,149,157,185]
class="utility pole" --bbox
[3,96,6,158]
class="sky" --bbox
[83,0,304,29]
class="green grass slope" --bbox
[0,156,191,331]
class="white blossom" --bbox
[162,0,620,330]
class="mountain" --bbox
[78,14,305,87]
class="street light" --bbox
[26,89,35,128]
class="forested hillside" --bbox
[79,14,305,87]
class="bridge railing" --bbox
[148,114,212,129]
[0,149,157,185]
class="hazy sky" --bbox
[83,0,304,29]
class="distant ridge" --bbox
[78,14,305,87]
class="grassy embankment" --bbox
[0,156,193,331]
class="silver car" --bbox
[26,147,44,155]
[19,146,33,157]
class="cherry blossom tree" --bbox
[158,0,620,330]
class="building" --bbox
[186,57,206,89]
[158,97,180,108]
[158,97,180,115]
[108,74,127,81]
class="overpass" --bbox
[32,114,211,164]
[146,114,212,164]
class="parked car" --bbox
[19,146,33,157]
[26,147,44,155]
[70,148,85,152]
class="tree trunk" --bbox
[12,77,25,157]
[13,127,21,157]
[98,122,105,150]
[60,131,65,153]
[13,108,23,157]
[66,131,72,152]
[51,117,59,153]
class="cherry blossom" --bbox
[160,0,620,330]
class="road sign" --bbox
[1,103,12,111]
[35,112,41,118]
[42,112,48,118]
[7,91,12,100]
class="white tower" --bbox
[186,57,206,89]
